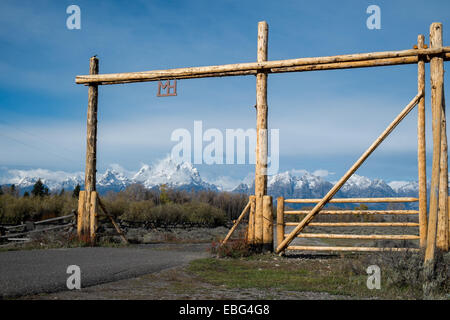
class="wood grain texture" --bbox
[75,47,450,85]
[85,56,99,195]
[76,191,86,238]
[81,56,99,243]
[426,23,444,261]
[254,21,268,249]
[247,195,256,244]
[90,191,98,242]
[262,195,273,251]
[437,89,448,251]
[417,34,428,248]
[276,197,285,251]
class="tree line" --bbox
[0,180,248,227]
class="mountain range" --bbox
[233,171,421,208]
[1,157,422,207]
[1,157,217,194]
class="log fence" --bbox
[276,197,421,254]
[75,21,448,263]
[0,214,76,242]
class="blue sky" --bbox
[0,0,449,184]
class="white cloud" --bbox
[108,163,136,179]
[313,169,335,178]
[289,169,308,176]
[206,175,242,191]
[1,168,83,184]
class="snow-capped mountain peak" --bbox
[268,171,292,186]
[135,157,205,189]
[388,180,420,197]
[0,159,430,202]
[342,174,373,189]
[98,169,130,188]
[132,164,152,182]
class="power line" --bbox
[0,118,80,158]
[0,131,79,165]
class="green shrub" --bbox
[120,200,154,221]
[118,201,227,227]
[0,185,232,228]
[103,196,129,218]
[0,194,77,224]
[184,202,227,226]
[148,203,187,226]
[0,194,34,223]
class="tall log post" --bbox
[247,195,256,244]
[417,35,428,248]
[79,56,99,243]
[425,23,444,262]
[262,195,273,252]
[254,21,268,251]
[276,197,285,253]
[437,88,448,251]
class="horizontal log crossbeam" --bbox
[75,48,450,85]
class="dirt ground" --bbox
[9,222,445,300]
[21,264,352,300]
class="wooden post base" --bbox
[77,190,98,244]
[262,195,273,252]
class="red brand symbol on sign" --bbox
[157,80,177,97]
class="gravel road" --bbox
[0,243,210,298]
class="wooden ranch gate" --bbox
[76,22,449,262]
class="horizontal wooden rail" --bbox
[75,47,450,85]
[285,222,419,227]
[34,214,75,225]
[0,223,75,239]
[4,223,27,230]
[284,210,419,215]
[290,233,420,240]
[3,214,74,230]
[287,245,420,252]
[284,197,418,203]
